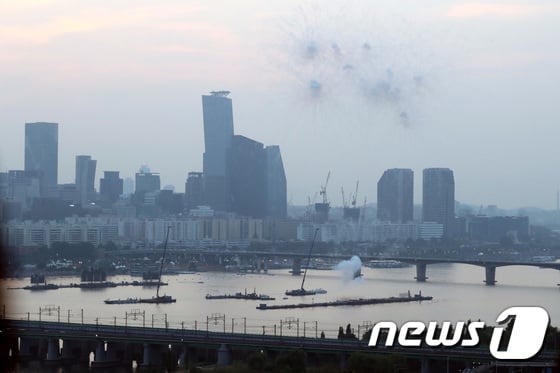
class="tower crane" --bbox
[319,171,330,204]
[351,180,359,208]
[341,187,348,208]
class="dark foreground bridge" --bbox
[1,319,557,372]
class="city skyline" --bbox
[1,1,559,209]
[4,117,559,211]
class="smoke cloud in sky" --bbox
[276,2,437,127]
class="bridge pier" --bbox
[415,263,428,282]
[255,258,267,273]
[93,341,107,364]
[79,340,92,363]
[292,258,302,276]
[484,265,497,285]
[141,343,162,368]
[60,339,79,361]
[216,344,231,366]
[45,338,60,361]
[18,337,39,359]
[91,340,123,368]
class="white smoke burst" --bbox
[334,255,362,282]
[275,1,438,127]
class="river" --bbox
[2,263,559,339]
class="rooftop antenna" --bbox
[210,90,231,97]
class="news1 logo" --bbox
[368,306,549,360]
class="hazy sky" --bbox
[1,0,559,209]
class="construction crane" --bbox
[314,172,331,223]
[319,171,331,204]
[341,187,348,208]
[351,180,359,208]
[360,196,367,224]
[343,180,360,222]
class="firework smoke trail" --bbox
[276,1,436,127]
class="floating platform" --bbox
[206,289,275,301]
[17,280,168,291]
[257,294,432,310]
[105,295,176,304]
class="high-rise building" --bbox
[135,172,160,194]
[227,135,266,218]
[0,172,8,200]
[75,155,97,206]
[25,122,58,197]
[422,168,455,236]
[377,168,413,223]
[99,171,123,204]
[265,145,287,218]
[7,170,41,210]
[185,172,204,211]
[123,177,134,196]
[202,91,234,211]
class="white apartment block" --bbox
[297,221,418,243]
[1,216,266,248]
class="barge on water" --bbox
[18,280,168,291]
[257,292,432,310]
[206,288,275,301]
[104,295,176,304]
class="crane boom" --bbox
[319,171,331,204]
[351,180,359,207]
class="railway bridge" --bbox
[1,318,557,372]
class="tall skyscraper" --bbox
[227,135,266,218]
[265,145,287,219]
[422,168,455,236]
[75,155,97,206]
[24,122,58,197]
[99,171,123,204]
[185,172,204,211]
[377,168,414,223]
[202,91,234,211]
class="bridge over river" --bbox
[1,318,557,372]
[108,248,560,286]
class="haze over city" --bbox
[1,0,559,209]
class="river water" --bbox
[3,263,559,339]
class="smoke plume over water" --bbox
[334,255,362,282]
